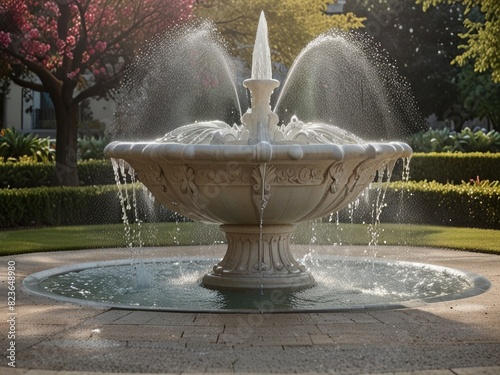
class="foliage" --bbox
[417,0,500,83]
[400,152,500,183]
[2,179,498,230]
[385,180,500,229]
[0,0,195,186]
[76,159,115,185]
[348,0,465,119]
[0,159,52,188]
[408,127,500,153]
[455,64,500,130]
[0,183,180,228]
[0,128,55,162]
[77,134,109,160]
[0,184,122,227]
[0,159,114,188]
[194,0,365,68]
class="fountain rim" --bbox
[22,254,491,314]
[104,140,412,163]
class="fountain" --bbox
[22,13,490,311]
[104,13,411,290]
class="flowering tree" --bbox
[0,0,195,186]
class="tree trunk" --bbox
[53,102,80,186]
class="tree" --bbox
[347,0,466,119]
[455,64,500,130]
[416,0,500,83]
[194,0,365,69]
[0,0,195,186]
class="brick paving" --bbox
[1,245,499,374]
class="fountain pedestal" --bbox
[203,224,315,290]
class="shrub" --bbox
[0,159,115,188]
[77,135,110,160]
[392,152,500,183]
[381,180,500,229]
[408,127,500,153]
[0,128,55,162]
[2,181,498,230]
[0,159,53,188]
[78,159,116,186]
[0,184,179,228]
[333,180,499,230]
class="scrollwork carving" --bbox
[197,166,249,185]
[169,165,198,196]
[275,166,323,185]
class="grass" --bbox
[1,222,499,256]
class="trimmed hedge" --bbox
[0,159,115,188]
[0,184,180,228]
[392,152,500,183]
[373,181,499,229]
[1,181,498,229]
[3,153,498,188]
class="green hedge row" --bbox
[392,152,500,183]
[0,184,181,228]
[376,181,499,229]
[2,153,499,188]
[1,181,498,229]
[0,159,115,188]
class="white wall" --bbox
[3,82,115,138]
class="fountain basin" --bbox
[105,140,411,289]
[23,252,491,313]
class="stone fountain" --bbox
[104,13,412,290]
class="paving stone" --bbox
[310,334,335,345]
[109,310,162,324]
[4,247,500,374]
[82,309,132,325]
[391,370,454,375]
[452,366,500,374]
[0,367,29,375]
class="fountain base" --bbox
[202,224,315,290]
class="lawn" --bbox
[1,222,498,256]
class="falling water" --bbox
[111,159,152,289]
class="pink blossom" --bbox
[95,41,107,53]
[28,29,40,39]
[56,39,66,52]
[67,68,80,79]
[0,32,11,48]
[66,35,76,46]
